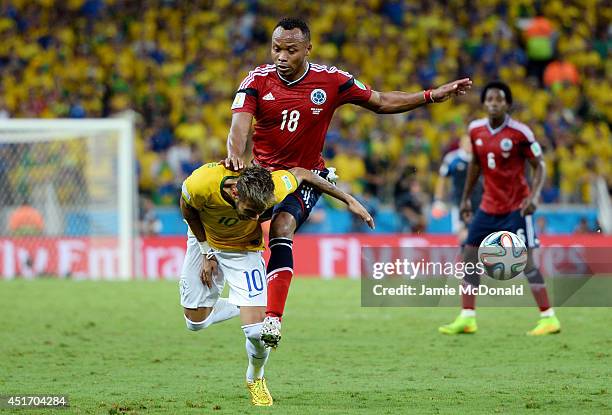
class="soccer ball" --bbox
[478,231,528,280]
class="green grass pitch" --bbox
[0,279,610,414]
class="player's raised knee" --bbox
[183,308,212,331]
[270,213,296,238]
[185,317,207,331]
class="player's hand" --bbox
[347,197,375,230]
[223,154,245,172]
[432,78,473,103]
[459,199,472,223]
[326,167,339,185]
[200,256,218,288]
[520,196,538,216]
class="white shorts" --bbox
[179,235,267,308]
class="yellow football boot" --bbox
[246,378,273,406]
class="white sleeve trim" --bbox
[468,118,488,133]
[181,181,191,202]
[508,119,535,143]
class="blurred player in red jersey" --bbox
[439,81,561,336]
[226,17,473,347]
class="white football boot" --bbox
[260,316,282,348]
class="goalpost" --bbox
[0,119,136,279]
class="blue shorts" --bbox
[272,168,328,230]
[465,208,539,248]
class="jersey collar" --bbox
[486,114,509,136]
[276,62,310,86]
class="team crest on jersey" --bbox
[310,89,327,105]
[475,138,483,146]
[500,138,513,151]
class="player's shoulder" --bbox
[193,161,228,174]
[187,163,233,189]
[439,150,458,176]
[238,64,276,90]
[442,149,459,164]
[506,117,535,142]
[468,117,488,133]
[271,169,298,202]
[310,63,349,75]
[182,163,229,206]
[271,169,298,190]
[310,63,353,81]
[245,63,276,74]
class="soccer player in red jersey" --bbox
[226,17,473,347]
[439,81,561,336]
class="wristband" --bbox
[424,89,434,103]
[198,241,218,260]
[205,249,218,261]
[197,241,210,255]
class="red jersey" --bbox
[231,63,372,170]
[468,115,542,215]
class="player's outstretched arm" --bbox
[358,78,473,114]
[225,112,254,171]
[288,167,375,229]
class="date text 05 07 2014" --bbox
[0,395,69,408]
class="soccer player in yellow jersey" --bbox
[179,162,373,406]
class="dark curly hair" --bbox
[236,166,275,212]
[481,81,513,105]
[274,17,311,41]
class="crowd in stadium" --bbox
[0,1,609,226]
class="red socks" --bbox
[265,237,294,319]
[530,285,551,312]
[266,268,293,319]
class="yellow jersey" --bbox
[181,163,298,251]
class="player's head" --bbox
[232,166,275,221]
[271,17,311,79]
[481,81,512,118]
